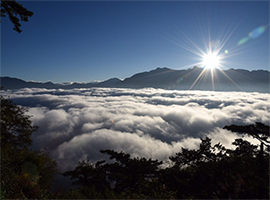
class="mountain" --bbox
[0,77,57,89]
[120,66,269,93]
[1,67,269,93]
[0,76,122,90]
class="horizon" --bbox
[2,65,270,84]
[2,1,269,83]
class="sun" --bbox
[202,52,220,69]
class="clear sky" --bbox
[1,0,269,83]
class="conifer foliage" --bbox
[1,0,33,33]
[63,134,269,199]
[0,97,58,199]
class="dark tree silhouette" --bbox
[170,137,217,168]
[63,129,269,199]
[2,118,263,199]
[63,149,168,199]
[1,0,33,33]
[224,122,270,198]
[63,160,111,199]
[100,149,163,198]
[1,96,58,199]
[224,122,270,148]
[168,134,269,199]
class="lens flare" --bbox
[249,25,266,38]
[237,37,249,45]
[224,50,228,54]
[238,25,267,45]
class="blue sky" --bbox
[1,1,269,83]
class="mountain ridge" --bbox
[1,67,269,93]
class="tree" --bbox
[168,134,269,199]
[1,96,37,149]
[62,123,269,199]
[1,0,33,33]
[1,96,58,199]
[224,122,270,151]
[63,160,113,199]
[168,137,223,198]
[63,150,168,199]
[169,137,219,168]
[100,149,163,198]
[224,122,270,198]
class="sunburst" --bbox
[202,52,220,69]
[162,24,244,91]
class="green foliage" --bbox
[1,96,58,199]
[1,0,33,33]
[1,96,37,149]
[1,148,58,199]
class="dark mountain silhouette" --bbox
[0,77,57,89]
[0,77,122,90]
[1,67,269,93]
[120,66,269,93]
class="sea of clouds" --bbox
[1,87,269,171]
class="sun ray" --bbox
[217,68,242,90]
[214,19,243,54]
[211,68,215,90]
[162,15,268,92]
[189,68,208,90]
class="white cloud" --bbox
[1,88,269,171]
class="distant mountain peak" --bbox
[155,67,171,71]
[192,66,200,70]
[1,67,269,93]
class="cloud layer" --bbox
[1,88,269,171]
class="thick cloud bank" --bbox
[1,88,269,171]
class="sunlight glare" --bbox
[202,52,220,69]
[165,20,248,91]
